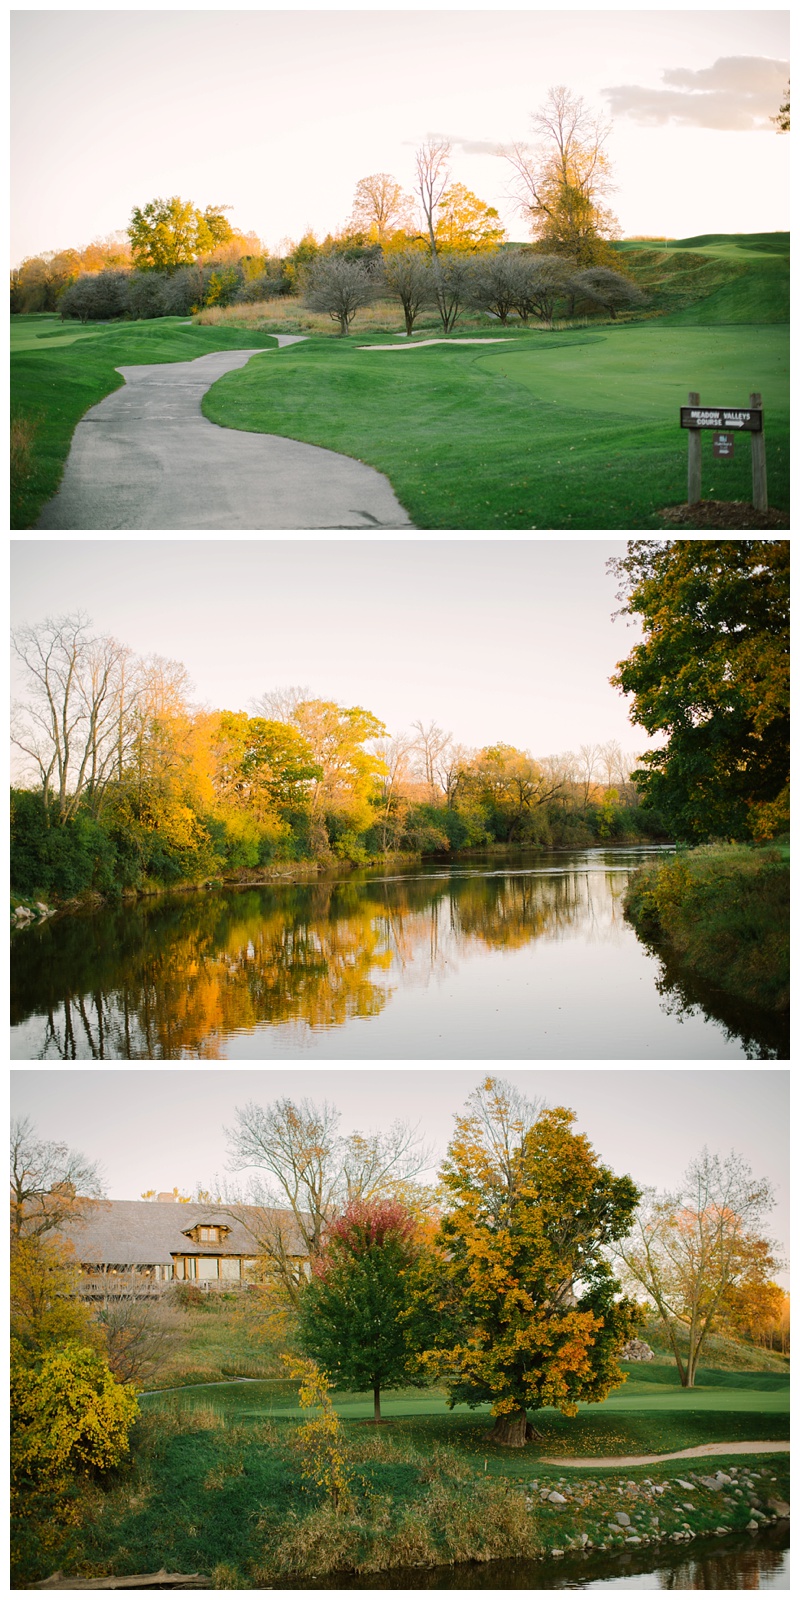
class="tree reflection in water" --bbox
[10,852,785,1060]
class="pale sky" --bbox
[10,537,649,759]
[10,1068,790,1279]
[11,8,789,264]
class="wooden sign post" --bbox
[680,392,768,510]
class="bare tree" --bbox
[411,720,452,800]
[10,1116,105,1241]
[250,685,312,723]
[430,252,474,333]
[615,1149,777,1388]
[304,255,379,335]
[224,1096,430,1306]
[12,612,137,820]
[383,249,434,336]
[511,254,574,325]
[94,1292,170,1386]
[374,733,415,849]
[414,138,452,259]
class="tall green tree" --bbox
[432,1079,641,1446]
[610,540,789,840]
[297,1198,426,1421]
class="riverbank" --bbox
[623,840,789,1011]
[11,839,670,926]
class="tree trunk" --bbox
[373,1384,381,1423]
[487,1409,542,1447]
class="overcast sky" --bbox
[11,8,789,263]
[10,1067,790,1280]
[11,537,649,757]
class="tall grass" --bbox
[624,842,789,1010]
[11,412,38,520]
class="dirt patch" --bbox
[657,501,788,529]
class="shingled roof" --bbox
[58,1200,307,1266]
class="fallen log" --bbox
[31,1571,209,1590]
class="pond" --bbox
[299,1525,790,1590]
[10,847,787,1060]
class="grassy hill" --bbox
[613,232,789,323]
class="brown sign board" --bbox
[713,432,735,459]
[680,406,762,432]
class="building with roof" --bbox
[58,1196,307,1296]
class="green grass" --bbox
[10,315,279,529]
[11,233,789,530]
[14,1366,787,1586]
[624,842,790,1011]
[201,321,788,528]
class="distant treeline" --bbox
[11,614,664,904]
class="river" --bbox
[298,1525,789,1590]
[10,847,787,1060]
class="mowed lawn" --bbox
[141,1362,789,1462]
[202,321,788,529]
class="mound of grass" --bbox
[624,842,789,1011]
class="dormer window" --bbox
[182,1221,232,1245]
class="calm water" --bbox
[299,1527,790,1590]
[10,848,787,1061]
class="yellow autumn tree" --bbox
[434,184,507,253]
[430,1078,641,1446]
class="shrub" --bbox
[11,789,119,899]
[60,271,129,323]
[304,256,379,335]
[11,1342,138,1488]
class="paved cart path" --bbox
[541,1440,789,1467]
[37,338,413,530]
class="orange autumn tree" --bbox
[433,1079,641,1446]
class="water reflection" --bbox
[298,1527,789,1590]
[10,850,785,1060]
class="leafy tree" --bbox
[303,255,378,334]
[208,713,320,820]
[298,1198,425,1421]
[506,86,619,265]
[772,84,789,131]
[11,1235,99,1357]
[432,1078,641,1446]
[434,184,507,253]
[616,1148,777,1387]
[348,173,416,243]
[610,541,789,840]
[127,196,233,273]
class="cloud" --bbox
[401,132,504,155]
[604,55,788,130]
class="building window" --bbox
[196,1257,219,1280]
[198,1226,220,1243]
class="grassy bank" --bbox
[624,842,789,1011]
[13,1361,788,1587]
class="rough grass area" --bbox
[201,321,788,530]
[624,842,789,1011]
[12,1363,788,1587]
[10,315,278,529]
